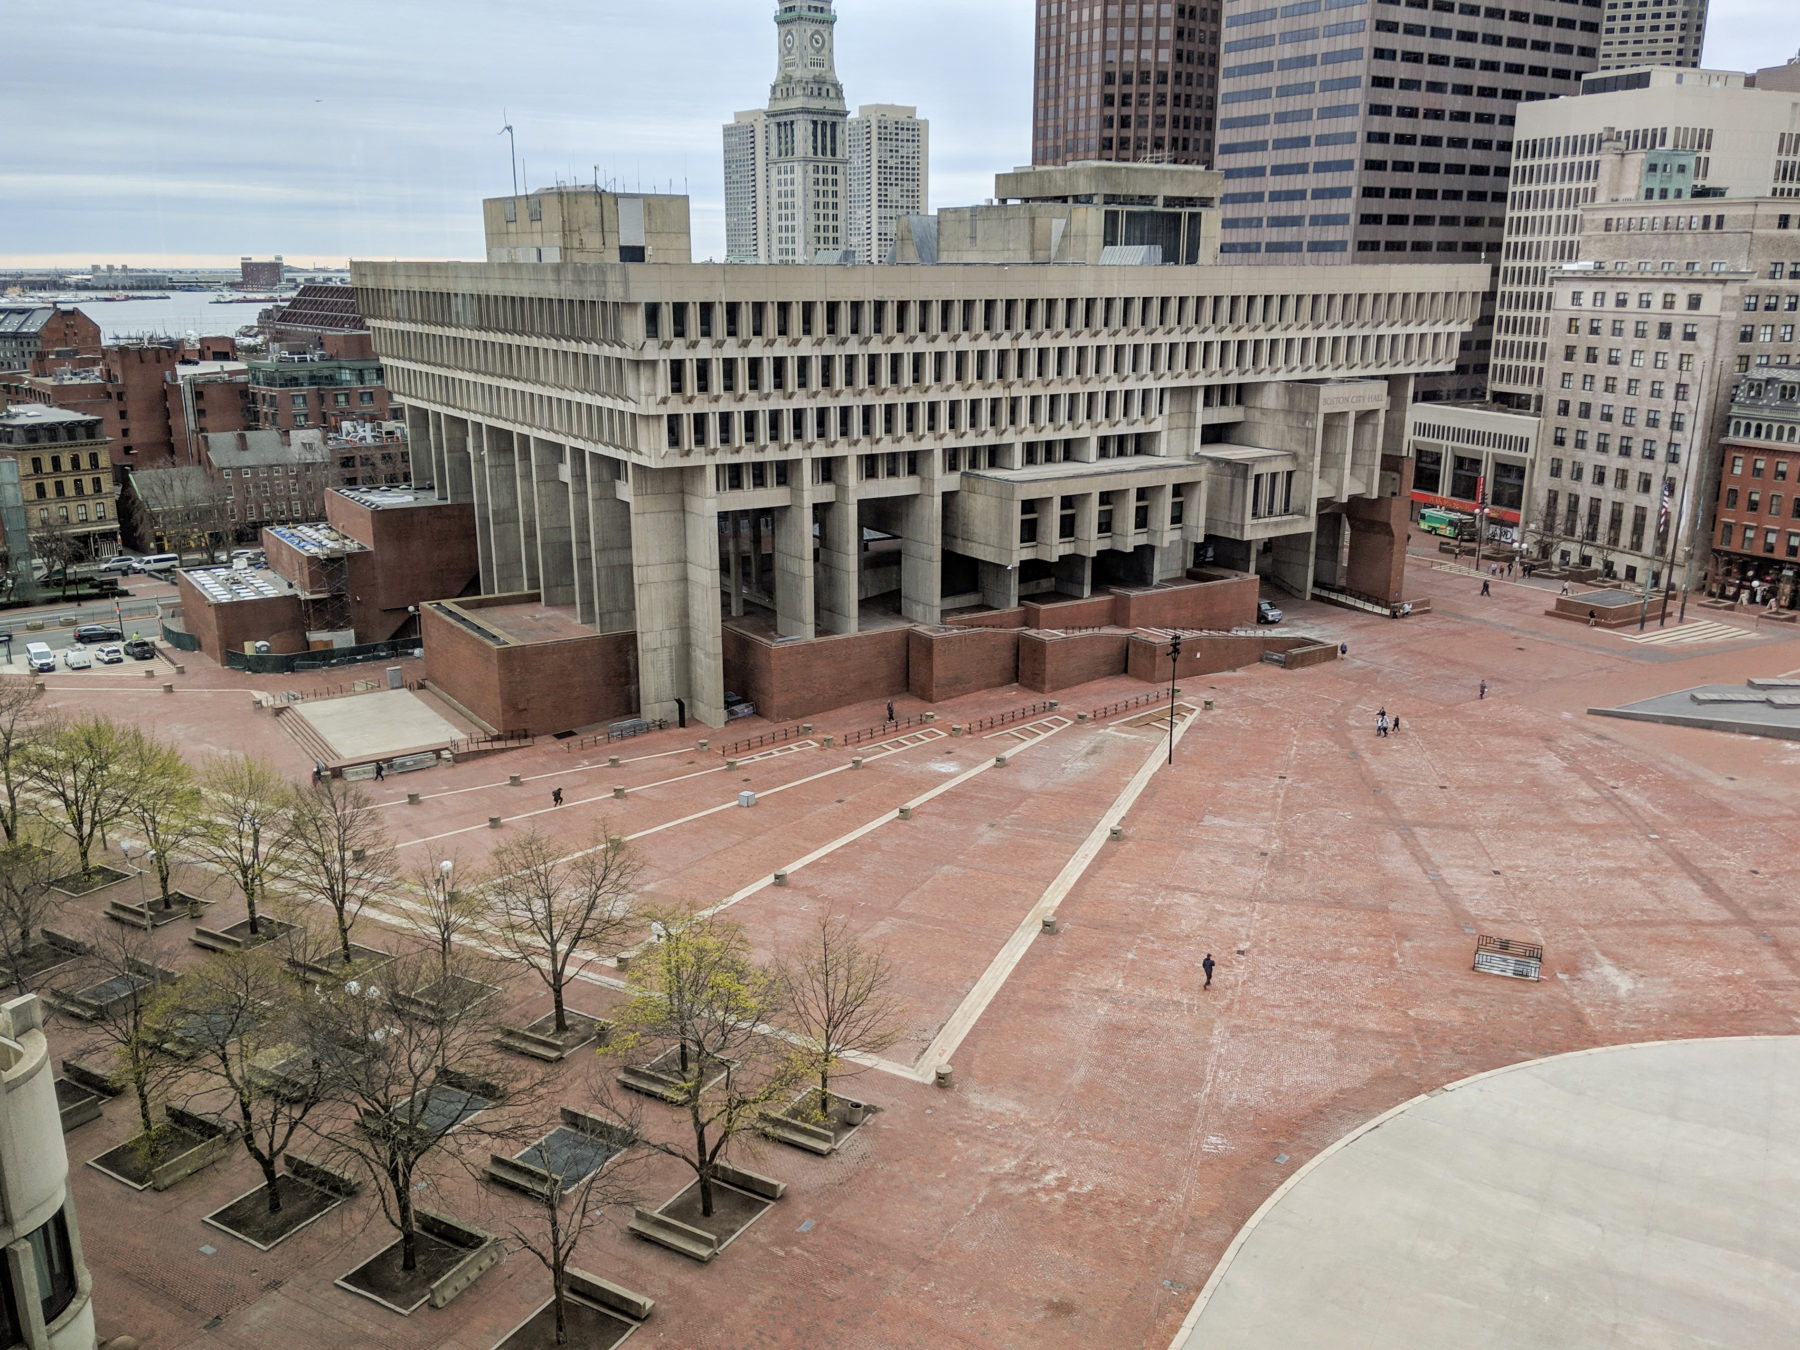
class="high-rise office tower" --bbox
[1210,1,1603,401]
[1490,67,1800,410]
[723,0,850,264]
[846,105,929,264]
[1031,1,1222,167]
[1597,0,1708,70]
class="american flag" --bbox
[1658,479,1674,532]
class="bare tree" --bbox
[26,713,135,879]
[780,915,908,1120]
[496,1071,643,1349]
[0,675,44,844]
[407,853,488,977]
[488,828,638,1036]
[119,729,204,912]
[156,945,326,1214]
[29,523,87,598]
[63,923,181,1145]
[191,754,297,938]
[0,824,68,996]
[287,777,397,965]
[299,948,533,1272]
[598,908,797,1218]
[128,465,233,558]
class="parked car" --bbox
[73,624,123,644]
[62,647,93,670]
[94,644,125,664]
[1256,599,1284,625]
[124,638,157,660]
[97,555,138,575]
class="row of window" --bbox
[24,451,104,474]
[31,475,108,499]
[1719,522,1800,557]
[1728,453,1795,480]
[32,502,107,524]
[1721,485,1799,518]
[1541,488,1666,555]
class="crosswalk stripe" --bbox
[1621,619,1757,646]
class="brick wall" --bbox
[178,572,308,661]
[1115,573,1258,631]
[1546,593,1667,628]
[421,597,636,736]
[329,494,480,642]
[1126,632,1270,682]
[943,607,1025,629]
[1018,631,1131,693]
[907,627,1020,703]
[1022,595,1115,629]
[722,625,909,722]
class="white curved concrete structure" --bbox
[0,995,95,1350]
[1174,1037,1800,1350]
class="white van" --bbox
[24,642,56,673]
[136,553,179,574]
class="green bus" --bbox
[1419,507,1475,539]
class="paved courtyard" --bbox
[24,551,1800,1350]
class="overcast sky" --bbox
[2,0,1795,269]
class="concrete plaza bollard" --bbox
[508,773,522,786]
[162,682,174,694]
[1048,701,1060,711]
[739,790,757,807]
[697,739,709,752]
[1109,825,1124,841]
[351,847,366,862]
[726,759,739,770]
[1076,712,1089,722]
[1041,915,1058,934]
[950,725,964,737]
[608,754,621,768]
[407,792,421,805]
[934,1065,954,1089]
[613,785,627,799]
[923,712,936,723]
[488,815,502,829]
[773,870,789,887]
[615,953,631,973]
[851,757,863,770]
[897,805,912,819]
[144,669,155,680]
[821,734,835,748]
[801,723,813,734]
[994,754,1008,767]
[1204,698,1215,710]
[174,664,185,675]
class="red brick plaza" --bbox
[34,560,1800,1350]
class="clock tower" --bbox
[764,0,848,262]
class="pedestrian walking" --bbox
[551,787,564,807]
[1339,641,1348,656]
[1479,679,1487,700]
[1202,953,1216,990]
[886,700,895,723]
[1376,708,1389,738]
[1560,582,1572,596]
[1480,578,1491,596]
[1587,609,1598,627]
[312,760,323,786]
[1391,715,1400,732]
[374,761,385,782]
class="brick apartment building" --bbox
[354,169,1487,732]
[246,352,393,435]
[0,305,101,371]
[1706,376,1800,609]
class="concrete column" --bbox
[468,420,495,592]
[1269,531,1315,599]
[441,415,474,505]
[978,559,1018,609]
[513,433,540,590]
[726,511,745,618]
[1053,552,1092,597]
[589,458,636,633]
[409,406,437,496]
[630,465,724,728]
[483,425,527,592]
[773,484,816,640]
[568,447,595,624]
[899,487,943,625]
[530,437,575,606]
[817,469,859,635]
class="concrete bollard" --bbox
[821,735,835,748]
[851,757,864,770]
[898,805,913,820]
[174,664,185,675]
[1110,824,1124,841]
[923,712,936,723]
[615,953,631,973]
[508,773,522,786]
[488,815,502,829]
[739,790,757,807]
[950,725,964,737]
[1077,712,1089,723]
[407,792,421,805]
[774,870,789,887]
[1048,700,1060,711]
[801,723,814,735]
[1204,698,1215,711]
[697,739,709,752]
[144,669,156,680]
[726,759,739,770]
[351,847,366,862]
[608,754,621,768]
[1041,915,1058,934]
[162,682,174,694]
[613,785,626,799]
[34,682,46,694]
[994,754,1008,767]
[934,1064,954,1089]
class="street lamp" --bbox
[1166,632,1183,767]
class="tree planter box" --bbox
[105,892,210,929]
[284,1151,362,1197]
[60,1057,121,1099]
[0,933,84,985]
[286,944,393,984]
[52,865,130,897]
[46,960,178,1021]
[204,1174,346,1251]
[159,1004,265,1060]
[616,1045,726,1103]
[490,1269,654,1350]
[758,1089,877,1156]
[335,1209,500,1315]
[191,917,298,953]
[628,1166,783,1262]
[54,1078,104,1132]
[485,1110,632,1201]
[498,1010,610,1061]
[87,1106,237,1191]
[396,973,499,1022]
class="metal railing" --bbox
[1086,690,1169,722]
[960,700,1056,735]
[448,730,532,756]
[564,719,669,752]
[720,722,808,756]
[839,712,932,747]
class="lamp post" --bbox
[1166,633,1182,767]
